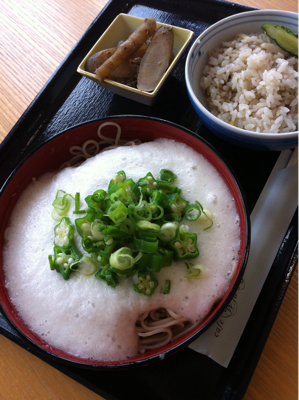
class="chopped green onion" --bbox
[159,169,177,184]
[163,279,171,294]
[90,222,105,241]
[82,237,95,253]
[149,190,169,208]
[109,171,126,189]
[185,203,201,221]
[75,192,80,211]
[73,192,86,214]
[48,255,54,270]
[49,170,211,294]
[75,255,99,276]
[91,189,106,203]
[133,200,152,221]
[162,213,180,224]
[185,264,206,279]
[118,218,136,235]
[134,236,159,253]
[160,222,178,242]
[150,204,164,220]
[109,247,135,270]
[195,201,213,230]
[137,220,160,232]
[51,190,74,221]
[106,201,128,224]
[179,225,189,234]
[157,182,179,193]
[137,251,173,272]
[95,265,118,287]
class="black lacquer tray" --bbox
[0,0,297,399]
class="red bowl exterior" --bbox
[0,116,250,369]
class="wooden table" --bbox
[0,0,297,399]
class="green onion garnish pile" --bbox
[48,170,212,296]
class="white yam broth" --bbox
[3,139,240,361]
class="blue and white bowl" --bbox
[185,10,298,151]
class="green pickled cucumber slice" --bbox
[262,24,298,56]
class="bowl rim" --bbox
[185,9,299,140]
[0,115,251,370]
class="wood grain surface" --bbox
[0,0,297,399]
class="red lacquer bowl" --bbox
[0,116,250,369]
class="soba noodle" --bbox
[60,122,198,352]
[3,124,241,361]
[136,309,196,351]
[59,122,142,169]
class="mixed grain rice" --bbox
[200,32,298,133]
